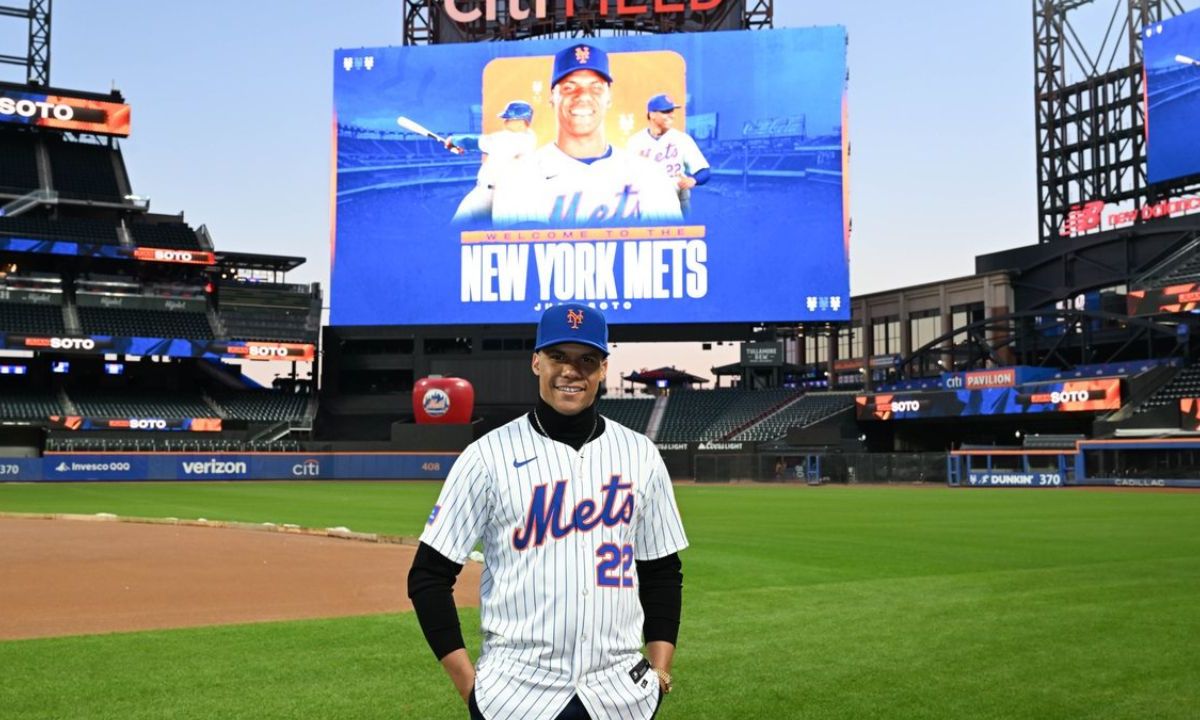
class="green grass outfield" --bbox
[1,482,1198,719]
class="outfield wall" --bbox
[0,453,457,482]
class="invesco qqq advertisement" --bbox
[1144,8,1200,184]
[331,27,849,326]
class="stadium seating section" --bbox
[210,390,311,422]
[0,388,62,418]
[597,398,654,434]
[733,393,857,441]
[0,299,65,335]
[78,306,213,339]
[45,136,123,200]
[1137,364,1200,413]
[218,282,319,342]
[0,214,121,245]
[656,388,799,442]
[0,129,40,194]
[129,221,203,250]
[69,390,213,418]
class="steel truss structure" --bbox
[403,0,771,45]
[897,308,1185,380]
[0,0,50,85]
[1034,0,1188,244]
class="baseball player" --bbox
[489,44,683,227]
[408,303,687,720]
[625,94,711,215]
[448,101,538,223]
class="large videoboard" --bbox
[331,27,849,327]
[1144,9,1200,184]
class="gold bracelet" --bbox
[652,667,673,694]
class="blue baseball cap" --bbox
[499,100,533,121]
[535,303,609,356]
[552,44,612,88]
[647,94,680,113]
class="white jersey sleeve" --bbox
[634,443,689,561]
[418,443,492,563]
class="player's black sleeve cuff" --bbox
[637,553,682,645]
[407,542,467,660]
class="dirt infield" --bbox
[0,518,482,641]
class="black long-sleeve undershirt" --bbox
[408,542,683,659]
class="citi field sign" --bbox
[444,0,730,23]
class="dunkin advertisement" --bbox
[331,27,849,326]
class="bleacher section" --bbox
[657,389,798,442]
[733,393,856,441]
[0,214,121,244]
[0,128,40,194]
[218,281,319,343]
[0,300,65,335]
[77,306,213,339]
[598,398,654,434]
[129,221,203,250]
[0,389,62,419]
[45,136,123,201]
[210,390,310,422]
[1136,364,1200,413]
[69,390,214,418]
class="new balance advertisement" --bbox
[332,27,849,326]
[1144,9,1200,184]
[856,378,1123,420]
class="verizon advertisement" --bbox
[857,378,1123,420]
[0,87,131,137]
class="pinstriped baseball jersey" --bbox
[489,144,683,227]
[625,128,710,182]
[420,414,688,720]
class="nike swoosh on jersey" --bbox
[512,457,537,469]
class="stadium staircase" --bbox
[200,392,228,419]
[646,395,668,441]
[56,387,78,416]
[732,392,858,442]
[721,391,809,441]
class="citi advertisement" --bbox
[0,87,131,137]
[332,27,849,326]
[856,378,1123,420]
[1144,9,1200,184]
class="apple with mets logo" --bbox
[413,376,474,424]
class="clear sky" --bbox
[0,1,1169,385]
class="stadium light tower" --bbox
[0,0,51,85]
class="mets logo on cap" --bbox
[567,308,584,329]
[575,46,591,64]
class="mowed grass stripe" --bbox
[1,483,1197,718]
